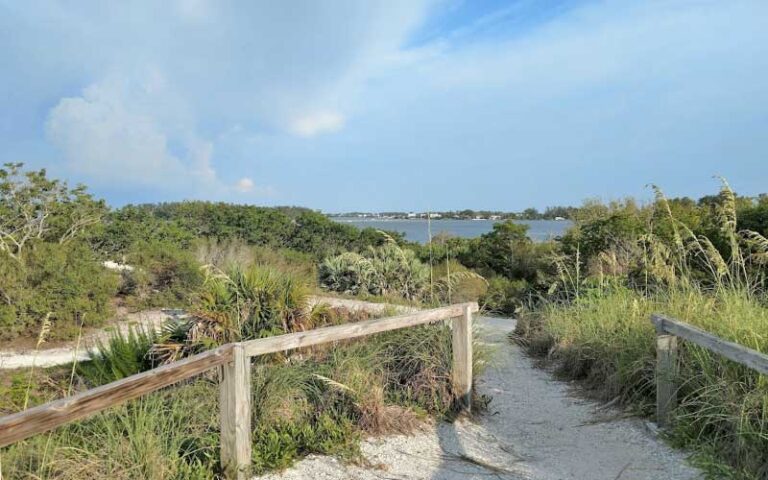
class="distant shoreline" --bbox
[330,217,572,243]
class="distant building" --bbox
[407,212,417,218]
[489,215,501,220]
[429,213,442,219]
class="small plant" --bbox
[78,327,157,385]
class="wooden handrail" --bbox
[0,302,478,479]
[652,315,768,375]
[242,302,477,357]
[651,314,768,427]
[0,343,234,448]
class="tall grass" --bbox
[517,181,768,478]
[0,321,487,479]
[518,287,768,478]
[1,261,487,479]
[1,380,220,479]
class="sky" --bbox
[1,0,766,212]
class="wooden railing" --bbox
[651,314,768,428]
[0,302,478,479]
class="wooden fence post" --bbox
[452,304,473,411]
[220,344,251,479]
[655,324,678,428]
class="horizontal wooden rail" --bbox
[652,315,768,376]
[651,314,768,427]
[0,344,233,448]
[242,302,477,357]
[0,301,478,479]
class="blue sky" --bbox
[1,0,766,212]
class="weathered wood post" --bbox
[452,304,473,411]
[220,344,251,479]
[653,315,678,428]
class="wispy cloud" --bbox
[235,177,255,192]
[289,111,346,138]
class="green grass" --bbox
[516,286,768,479]
[0,322,486,479]
[0,380,220,480]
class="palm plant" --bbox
[149,265,312,363]
[319,238,430,301]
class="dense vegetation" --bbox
[0,164,117,339]
[515,183,768,479]
[0,164,485,478]
[0,164,403,340]
[1,324,484,479]
[3,162,768,477]
[0,262,487,478]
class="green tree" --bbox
[0,163,106,262]
[461,220,550,282]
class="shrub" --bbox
[0,242,118,340]
[319,242,430,300]
[121,240,204,308]
[148,265,314,363]
[481,276,530,316]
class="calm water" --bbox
[332,218,572,243]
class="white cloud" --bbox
[19,1,435,201]
[13,0,766,209]
[235,177,254,192]
[289,111,346,137]
[45,76,269,197]
[45,78,191,188]
[174,0,213,23]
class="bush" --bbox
[0,242,118,340]
[146,265,316,363]
[319,242,429,301]
[481,276,530,316]
[121,240,204,308]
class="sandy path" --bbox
[0,297,401,370]
[0,310,176,369]
[0,296,393,371]
[255,317,702,480]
